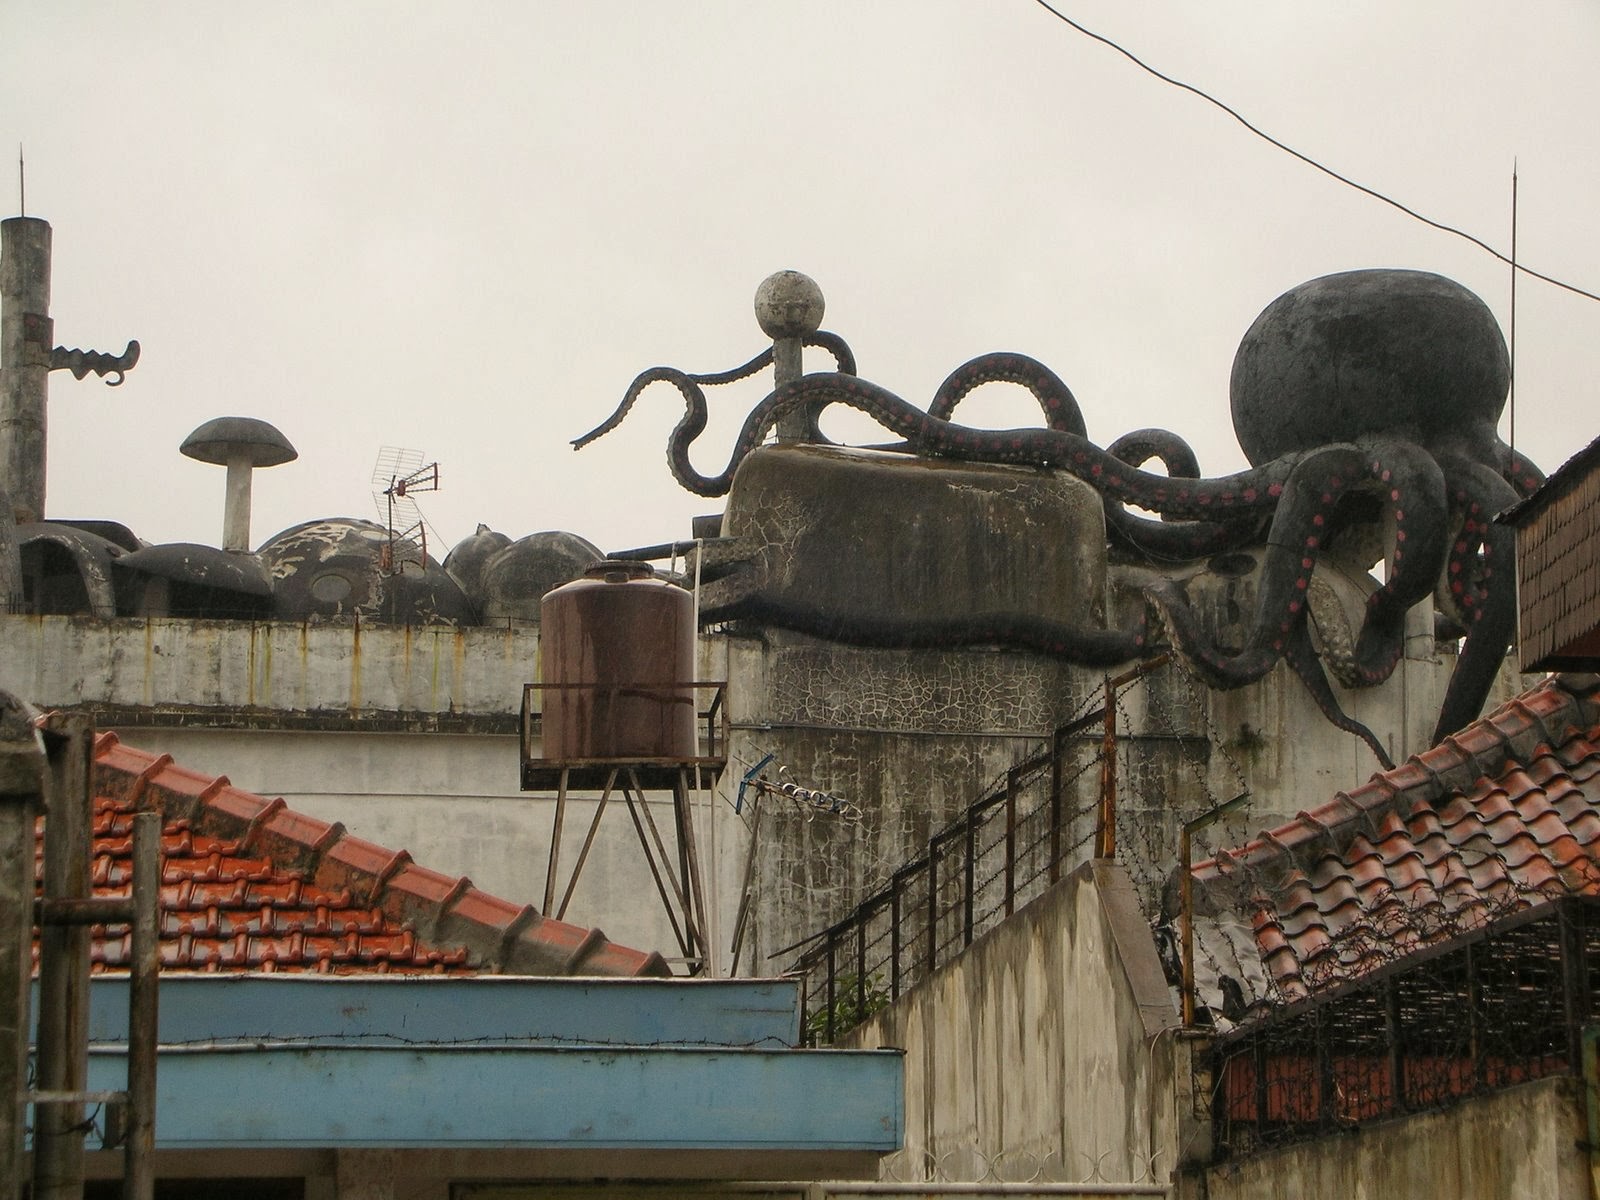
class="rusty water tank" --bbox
[539,560,697,760]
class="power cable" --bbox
[1029,1,1600,306]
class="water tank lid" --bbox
[586,559,656,584]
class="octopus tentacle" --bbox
[573,365,706,454]
[573,332,856,457]
[919,357,1230,550]
[1144,441,1447,691]
[908,358,1249,561]
[672,372,1300,511]
[1346,441,1451,685]
[1106,509,1263,563]
[707,591,1152,666]
[1107,429,1201,480]
[1492,437,1546,499]
[1103,428,1260,562]
[1282,618,1395,770]
[926,352,1087,437]
[1432,456,1520,742]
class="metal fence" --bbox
[788,657,1173,1045]
[1208,896,1600,1160]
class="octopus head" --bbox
[1229,269,1509,467]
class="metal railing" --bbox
[1208,896,1600,1161]
[788,658,1171,1044]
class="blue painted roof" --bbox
[87,1044,902,1151]
[77,974,802,1048]
[53,973,903,1156]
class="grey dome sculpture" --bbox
[479,531,603,624]
[257,518,473,626]
[443,524,513,604]
[180,417,299,552]
[114,542,274,619]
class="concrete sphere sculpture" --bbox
[754,270,825,339]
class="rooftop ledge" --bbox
[45,975,904,1160]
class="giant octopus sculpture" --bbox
[578,270,1543,765]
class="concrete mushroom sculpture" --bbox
[180,417,298,552]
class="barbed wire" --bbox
[879,1143,1169,1186]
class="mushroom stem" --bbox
[222,454,253,552]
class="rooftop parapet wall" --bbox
[1199,1076,1587,1200]
[0,614,538,726]
[840,860,1198,1187]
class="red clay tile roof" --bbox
[1190,673,1600,1007]
[61,732,669,977]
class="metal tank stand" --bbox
[520,683,727,975]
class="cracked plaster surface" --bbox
[745,632,1101,735]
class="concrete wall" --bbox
[0,610,1540,977]
[1197,1075,1591,1200]
[0,613,736,964]
[0,614,535,718]
[840,860,1202,1188]
[726,628,1104,963]
[732,607,1540,966]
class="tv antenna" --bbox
[371,446,441,573]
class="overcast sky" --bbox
[4,3,1597,559]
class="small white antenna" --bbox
[370,446,441,573]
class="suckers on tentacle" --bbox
[668,372,1301,516]
[572,331,856,459]
[1431,457,1520,743]
[1144,440,1447,694]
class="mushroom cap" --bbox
[180,417,298,467]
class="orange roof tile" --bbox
[39,732,670,978]
[1190,673,1600,1008]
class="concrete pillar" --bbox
[223,455,254,551]
[33,713,95,1200]
[0,690,45,1198]
[0,217,52,524]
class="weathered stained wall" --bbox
[727,629,1104,960]
[715,444,1107,633]
[0,605,1540,978]
[1197,1075,1590,1200]
[734,602,1539,964]
[0,615,536,719]
[839,860,1202,1187]
[0,613,731,961]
